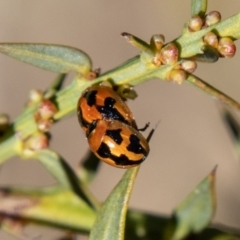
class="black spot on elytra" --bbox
[97,142,111,158]
[106,129,123,144]
[105,97,115,108]
[127,134,147,155]
[84,90,97,107]
[97,142,144,166]
[96,97,128,124]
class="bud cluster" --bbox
[19,92,56,156]
[150,35,199,84]
[188,11,236,59]
[149,35,179,67]
[203,33,236,59]
[122,9,236,86]
[166,60,197,84]
[188,11,221,32]
[35,99,57,132]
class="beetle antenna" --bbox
[146,120,160,142]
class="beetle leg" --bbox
[146,120,160,142]
[137,122,150,132]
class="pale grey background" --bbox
[0,1,239,239]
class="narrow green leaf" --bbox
[89,166,140,240]
[0,187,96,232]
[172,166,217,240]
[33,149,101,211]
[191,0,207,17]
[0,43,92,74]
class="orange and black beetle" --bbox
[87,119,150,168]
[77,84,156,168]
[77,85,137,135]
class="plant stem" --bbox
[186,74,240,110]
[0,136,19,164]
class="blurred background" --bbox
[0,1,239,239]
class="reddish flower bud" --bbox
[205,11,221,27]
[159,43,179,65]
[218,37,236,58]
[180,60,197,73]
[168,69,187,84]
[38,100,57,120]
[29,89,43,103]
[188,15,204,32]
[203,32,219,48]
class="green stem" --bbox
[55,56,171,120]
[0,136,19,164]
[186,74,240,109]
